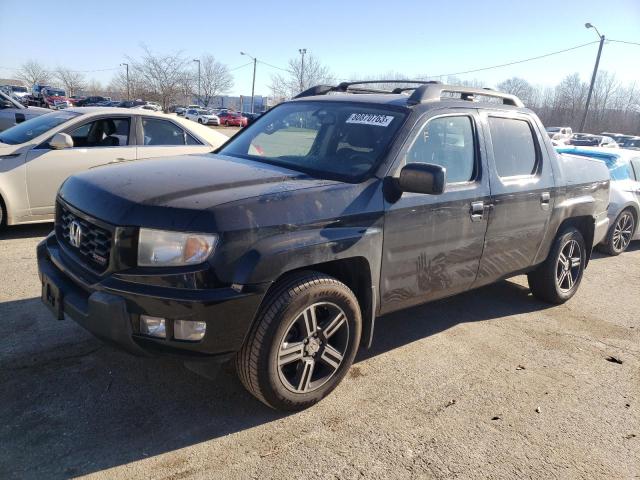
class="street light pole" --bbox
[580,23,605,132]
[241,51,257,113]
[298,48,307,93]
[193,59,201,106]
[120,63,129,100]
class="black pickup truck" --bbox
[38,82,610,410]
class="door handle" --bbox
[540,192,551,210]
[470,201,485,221]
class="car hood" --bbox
[58,153,339,230]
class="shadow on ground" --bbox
[0,223,53,240]
[0,280,549,479]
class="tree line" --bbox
[13,51,640,134]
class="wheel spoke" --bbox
[320,344,343,370]
[558,252,569,269]
[297,359,315,392]
[557,269,568,287]
[567,241,575,258]
[570,257,581,268]
[278,341,305,366]
[323,312,346,339]
[302,306,318,337]
[566,269,574,289]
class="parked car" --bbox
[37,82,610,411]
[41,88,71,110]
[570,133,618,148]
[68,95,86,106]
[620,136,640,150]
[185,109,220,125]
[0,107,227,227]
[601,132,634,146]
[0,90,48,132]
[557,146,640,255]
[1,85,30,104]
[218,110,248,127]
[116,100,146,109]
[75,96,108,107]
[545,126,572,144]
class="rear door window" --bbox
[142,118,187,145]
[488,117,539,178]
[68,117,130,147]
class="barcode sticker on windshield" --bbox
[346,113,395,127]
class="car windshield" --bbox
[546,127,561,132]
[219,101,407,181]
[0,111,80,145]
[47,90,65,96]
[12,86,27,93]
[198,110,209,115]
[622,138,640,148]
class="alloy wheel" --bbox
[556,239,582,292]
[612,212,634,253]
[277,302,350,394]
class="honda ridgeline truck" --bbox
[38,82,610,410]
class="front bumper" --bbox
[37,233,268,359]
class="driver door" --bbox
[25,116,135,215]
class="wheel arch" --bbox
[250,257,375,352]
[555,215,595,266]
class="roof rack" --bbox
[294,81,524,108]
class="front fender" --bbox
[229,225,383,286]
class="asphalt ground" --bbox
[0,222,638,479]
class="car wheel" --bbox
[198,119,203,124]
[599,209,635,256]
[224,121,229,126]
[236,271,362,411]
[528,226,586,304]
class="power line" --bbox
[229,61,254,71]
[431,41,600,78]
[608,39,640,47]
[257,60,291,73]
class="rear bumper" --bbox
[37,233,268,359]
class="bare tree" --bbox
[54,68,86,96]
[131,46,190,109]
[496,77,538,106]
[85,79,104,96]
[199,54,233,107]
[270,53,333,99]
[17,60,50,86]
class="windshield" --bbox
[11,86,28,93]
[0,111,80,145]
[46,89,66,97]
[546,127,561,132]
[219,101,407,180]
[622,138,640,148]
[198,110,209,115]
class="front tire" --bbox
[198,118,203,124]
[236,272,362,411]
[599,209,635,256]
[528,227,586,304]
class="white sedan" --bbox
[184,108,220,126]
[0,107,227,227]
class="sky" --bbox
[1,0,639,97]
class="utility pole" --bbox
[241,51,257,113]
[580,23,605,132]
[120,63,129,100]
[193,58,201,106]
[298,48,307,93]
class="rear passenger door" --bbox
[474,112,555,286]
[380,111,490,314]
[136,117,211,159]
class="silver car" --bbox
[558,146,640,255]
[0,90,48,132]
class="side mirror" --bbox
[50,132,74,150]
[398,163,446,195]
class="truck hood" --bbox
[58,153,339,230]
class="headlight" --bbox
[137,228,218,267]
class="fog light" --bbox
[140,315,166,338]
[174,320,206,341]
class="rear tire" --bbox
[0,198,5,231]
[236,271,362,411]
[598,209,635,256]
[528,227,586,304]
[198,118,203,124]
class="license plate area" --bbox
[41,275,64,320]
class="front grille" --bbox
[56,202,113,273]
